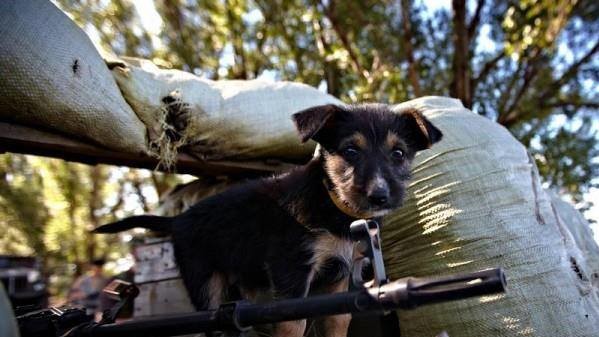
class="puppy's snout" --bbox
[367,186,390,206]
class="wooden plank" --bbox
[134,240,180,284]
[0,121,298,177]
[134,279,194,318]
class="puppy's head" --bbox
[293,103,442,218]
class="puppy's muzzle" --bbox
[367,186,390,207]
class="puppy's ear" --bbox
[398,108,443,151]
[292,104,341,143]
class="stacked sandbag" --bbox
[110,58,341,165]
[549,192,599,289]
[384,96,599,337]
[0,1,148,154]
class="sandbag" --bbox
[0,1,148,154]
[110,58,341,164]
[385,96,599,337]
[549,192,599,289]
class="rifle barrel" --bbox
[86,268,506,337]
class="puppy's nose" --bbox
[367,187,389,206]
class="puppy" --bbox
[94,103,442,337]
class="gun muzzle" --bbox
[373,268,506,310]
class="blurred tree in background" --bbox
[0,0,597,300]
[0,155,183,299]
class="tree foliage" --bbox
[0,154,183,298]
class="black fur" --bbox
[94,103,442,335]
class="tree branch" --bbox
[106,176,127,220]
[498,63,539,127]
[451,0,472,107]
[470,50,504,102]
[225,0,248,79]
[400,0,422,97]
[496,61,524,117]
[467,0,485,39]
[312,16,342,96]
[542,101,599,109]
[321,0,368,79]
[159,0,201,70]
[256,1,307,78]
[540,39,599,101]
[473,50,504,84]
[132,178,150,212]
[500,39,599,126]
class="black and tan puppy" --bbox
[94,103,442,337]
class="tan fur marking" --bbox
[310,232,354,274]
[407,109,432,147]
[323,278,351,337]
[207,273,226,308]
[274,319,306,337]
[340,132,368,150]
[323,155,378,218]
[326,187,377,218]
[385,131,406,151]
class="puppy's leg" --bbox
[322,277,351,337]
[181,268,218,310]
[269,262,313,337]
[206,272,227,308]
[275,320,307,337]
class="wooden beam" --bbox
[0,122,298,177]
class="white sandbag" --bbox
[385,96,599,337]
[110,58,341,164]
[549,192,599,288]
[0,1,148,154]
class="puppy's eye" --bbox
[342,146,359,159]
[391,148,404,160]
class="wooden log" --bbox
[0,121,298,177]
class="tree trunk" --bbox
[226,0,249,79]
[450,0,471,108]
[87,166,103,261]
[400,0,421,97]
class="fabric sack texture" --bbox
[549,192,599,289]
[385,96,599,337]
[0,1,148,154]
[110,58,341,165]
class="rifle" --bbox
[17,220,506,337]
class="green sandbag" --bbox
[548,191,599,294]
[384,96,599,337]
[0,1,148,154]
[110,58,340,164]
